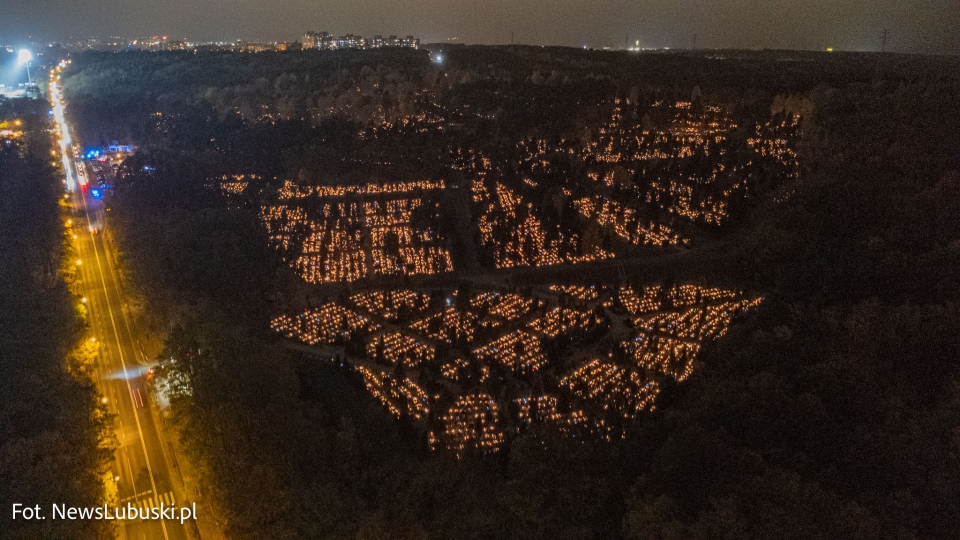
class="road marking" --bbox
[132,491,175,514]
[123,450,136,496]
[118,489,153,503]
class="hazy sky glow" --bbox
[1,0,958,54]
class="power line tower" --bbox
[881,29,889,53]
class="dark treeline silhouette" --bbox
[61,47,960,539]
[0,98,114,540]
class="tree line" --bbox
[0,98,114,540]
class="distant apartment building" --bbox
[235,41,294,53]
[301,31,419,50]
[335,34,366,49]
[302,31,322,49]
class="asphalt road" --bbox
[71,162,192,540]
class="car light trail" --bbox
[49,79,80,191]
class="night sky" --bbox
[1,0,958,54]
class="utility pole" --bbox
[881,29,889,53]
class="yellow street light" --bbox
[76,259,82,265]
[81,297,87,303]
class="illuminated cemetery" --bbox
[472,177,615,269]
[219,94,800,286]
[255,179,454,282]
[431,393,505,456]
[272,284,761,453]
[442,99,799,273]
[240,94,797,454]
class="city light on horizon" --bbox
[0,1,957,54]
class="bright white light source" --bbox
[17,49,32,65]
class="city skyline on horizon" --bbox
[1,0,958,55]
